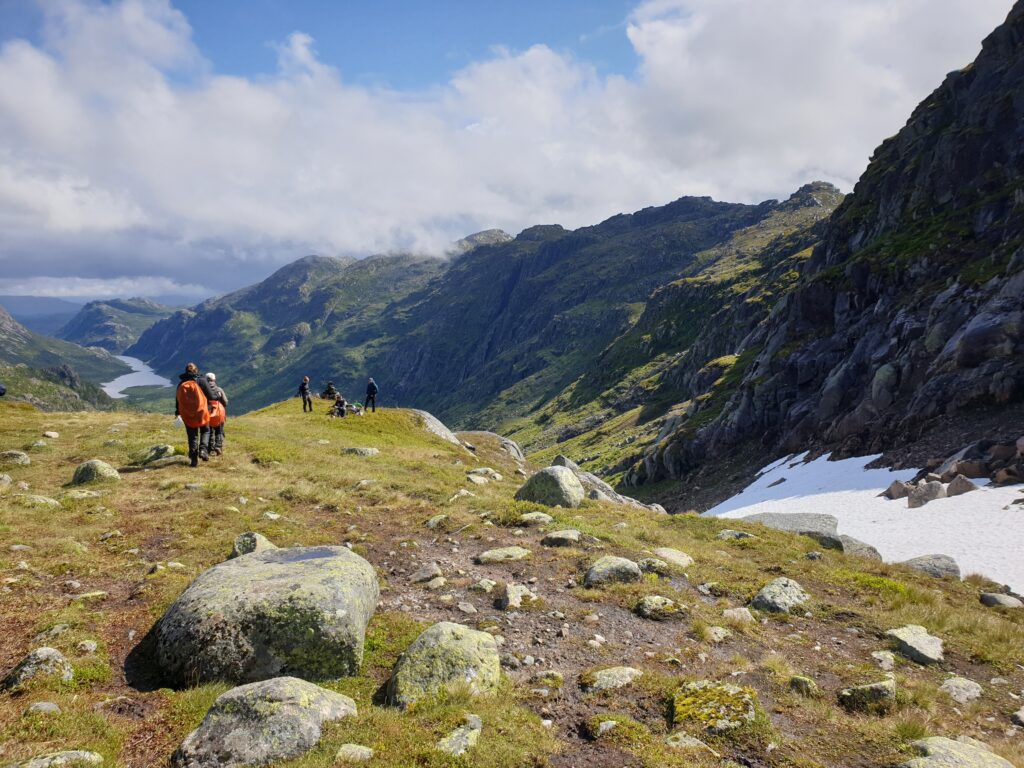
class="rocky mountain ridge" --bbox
[57,298,175,354]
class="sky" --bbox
[0,0,1014,303]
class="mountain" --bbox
[58,297,176,353]
[625,1,1024,493]
[0,303,130,384]
[0,294,83,336]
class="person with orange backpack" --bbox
[175,362,217,467]
[205,372,228,456]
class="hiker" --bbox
[0,382,6,397]
[175,362,216,466]
[365,377,378,413]
[322,381,338,399]
[298,376,313,412]
[206,372,228,456]
[331,392,348,418]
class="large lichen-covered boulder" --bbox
[514,466,584,508]
[584,556,642,587]
[70,460,120,485]
[1,647,73,691]
[750,577,809,613]
[901,554,961,580]
[386,622,501,709]
[171,677,356,768]
[672,681,759,733]
[156,546,379,686]
[901,737,1014,768]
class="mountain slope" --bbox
[0,304,129,384]
[58,298,175,353]
[0,295,83,336]
[627,1,1024,492]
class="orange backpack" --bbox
[209,399,226,428]
[177,379,209,428]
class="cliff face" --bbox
[628,2,1024,486]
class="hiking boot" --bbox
[189,451,198,468]
[199,448,209,462]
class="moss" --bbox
[671,681,759,734]
[585,714,651,745]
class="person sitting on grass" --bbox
[331,392,348,418]
[322,381,338,399]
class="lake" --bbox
[101,356,172,398]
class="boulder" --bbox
[41,431,59,439]
[410,562,443,584]
[939,676,982,704]
[18,494,60,508]
[722,607,755,624]
[0,473,11,486]
[901,554,960,580]
[0,450,30,466]
[886,624,943,664]
[514,466,584,508]
[171,677,356,768]
[980,592,1023,608]
[581,666,642,692]
[637,557,670,575]
[584,556,642,587]
[229,532,277,559]
[789,675,819,697]
[70,460,120,485]
[672,681,758,733]
[742,512,838,537]
[901,737,1014,768]
[946,474,978,497]
[884,480,913,500]
[386,622,501,708]
[7,752,103,767]
[651,547,693,569]
[635,595,684,621]
[475,546,531,564]
[838,678,896,713]
[541,529,581,547]
[136,444,176,465]
[156,546,379,686]
[908,481,946,508]
[1,647,74,691]
[335,744,374,763]
[717,529,756,540]
[409,409,463,446]
[518,512,553,526]
[552,455,664,512]
[436,714,482,756]
[497,583,538,610]
[344,447,379,457]
[750,577,809,613]
[149,456,191,468]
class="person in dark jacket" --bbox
[175,362,218,465]
[206,372,228,455]
[365,377,378,412]
[298,376,313,412]
[331,392,348,418]
[322,381,338,399]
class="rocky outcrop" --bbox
[552,455,665,513]
[156,546,379,686]
[514,466,584,508]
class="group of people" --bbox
[298,376,379,418]
[174,362,229,467]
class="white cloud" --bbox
[0,274,209,300]
[0,0,1013,297]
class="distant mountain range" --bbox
[0,295,83,336]
[57,297,176,353]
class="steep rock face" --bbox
[628,3,1024,486]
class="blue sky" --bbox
[0,0,1013,301]
[1,0,639,89]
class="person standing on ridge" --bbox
[206,372,228,456]
[365,377,378,413]
[175,362,216,466]
[298,376,313,412]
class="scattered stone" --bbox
[885,480,913,500]
[424,576,447,590]
[99,530,122,542]
[170,677,356,768]
[541,529,581,547]
[805,551,823,560]
[946,474,979,497]
[665,734,718,754]
[672,681,758,733]
[229,531,277,559]
[584,555,642,587]
[652,547,694,569]
[750,577,809,613]
[1013,707,1024,727]
[436,713,482,756]
[901,737,1014,768]
[466,474,488,486]
[457,601,477,614]
[410,562,443,583]
[1,647,73,690]
[908,481,946,509]
[71,459,120,485]
[475,546,531,564]
[901,554,960,580]
[886,625,944,664]
[469,578,496,593]
[136,444,176,465]
[76,640,98,654]
[939,676,982,704]
[635,595,684,621]
[7,751,103,767]
[262,511,280,520]
[789,676,819,697]
[18,495,60,508]
[582,666,642,692]
[64,489,101,500]
[722,607,755,624]
[707,626,732,643]
[71,591,108,603]
[386,622,501,708]
[335,744,374,763]
[0,450,30,466]
[426,514,448,529]
[156,546,379,685]
[637,557,670,575]
[344,447,380,457]
[980,592,1022,608]
[871,650,896,671]
[26,701,61,715]
[518,511,553,526]
[42,431,59,439]
[717,529,755,541]
[0,473,11,485]
[834,535,883,560]
[514,466,585,508]
[838,678,897,713]
[498,583,538,610]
